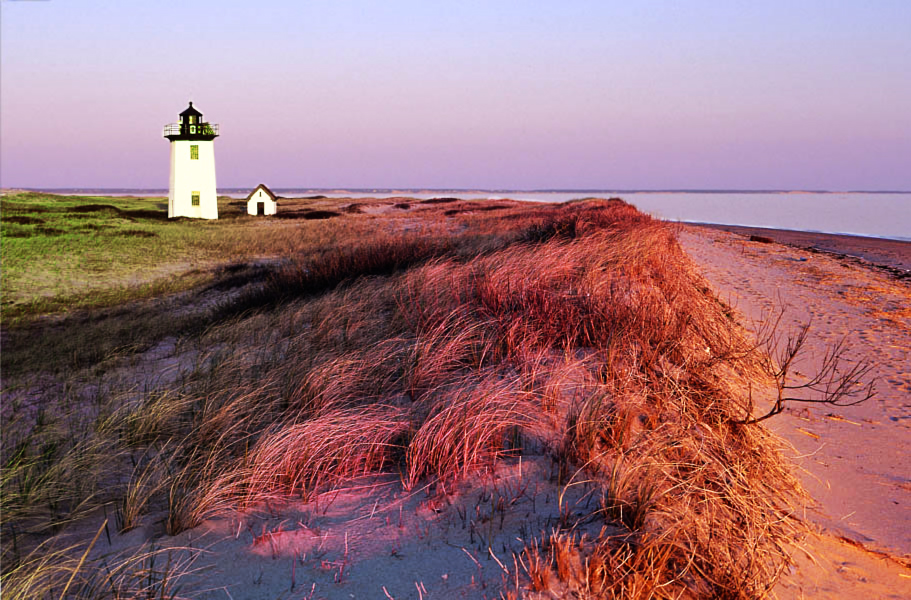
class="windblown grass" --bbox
[2,195,808,597]
[2,530,202,600]
[404,374,533,489]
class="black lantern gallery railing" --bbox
[162,123,219,138]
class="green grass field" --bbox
[1,192,460,323]
[1,193,250,320]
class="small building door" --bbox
[257,202,265,216]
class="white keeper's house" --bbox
[246,183,278,216]
[163,102,219,219]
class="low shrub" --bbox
[116,229,158,238]
[419,197,459,204]
[4,216,44,225]
[274,209,341,220]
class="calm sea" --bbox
[40,189,911,242]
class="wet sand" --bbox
[688,222,911,277]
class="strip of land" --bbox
[688,222,911,276]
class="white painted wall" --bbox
[247,187,277,216]
[168,140,218,219]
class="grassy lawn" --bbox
[1,192,462,322]
[0,192,458,375]
[1,193,252,320]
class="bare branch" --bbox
[734,311,876,425]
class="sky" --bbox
[2,0,910,191]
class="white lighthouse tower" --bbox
[163,102,219,219]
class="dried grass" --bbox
[243,404,412,500]
[2,198,813,597]
[405,375,533,489]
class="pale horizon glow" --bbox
[2,1,910,191]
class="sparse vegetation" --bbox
[4,192,870,597]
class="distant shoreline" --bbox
[687,222,911,277]
[6,187,911,195]
[4,188,909,244]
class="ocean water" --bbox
[236,190,911,241]
[38,189,911,241]
[618,192,911,241]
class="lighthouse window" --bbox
[191,192,200,206]
[189,116,196,124]
[190,145,199,160]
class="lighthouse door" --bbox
[257,202,265,216]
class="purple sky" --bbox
[2,1,910,190]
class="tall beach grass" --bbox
[2,194,814,597]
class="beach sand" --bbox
[679,224,911,597]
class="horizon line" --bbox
[6,187,911,195]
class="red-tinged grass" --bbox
[2,197,815,598]
[242,404,412,501]
[401,311,495,399]
[214,234,456,318]
[213,197,649,321]
[521,537,552,592]
[404,374,533,490]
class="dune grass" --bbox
[1,194,816,598]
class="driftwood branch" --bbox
[735,313,876,425]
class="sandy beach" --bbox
[679,224,911,597]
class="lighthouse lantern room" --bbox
[163,102,219,219]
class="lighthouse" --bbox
[163,102,219,219]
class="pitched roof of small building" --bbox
[245,183,278,202]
